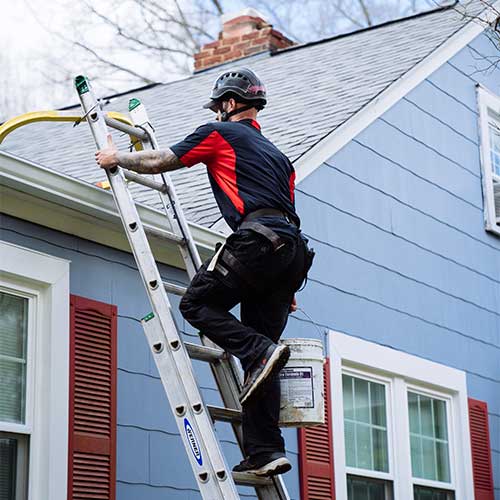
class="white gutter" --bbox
[0,150,223,260]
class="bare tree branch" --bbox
[358,0,374,25]
[73,42,155,83]
[210,0,224,16]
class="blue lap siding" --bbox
[293,30,500,497]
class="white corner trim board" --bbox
[0,241,71,500]
[295,0,500,184]
[328,330,474,500]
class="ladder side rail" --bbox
[128,102,202,276]
[75,77,239,500]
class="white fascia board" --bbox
[0,150,223,256]
[295,0,500,184]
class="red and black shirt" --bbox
[170,119,299,232]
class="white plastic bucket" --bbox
[278,338,325,427]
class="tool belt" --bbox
[208,208,302,287]
[238,208,297,251]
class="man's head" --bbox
[203,67,267,122]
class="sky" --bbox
[0,0,452,119]
[1,0,66,57]
[0,0,77,115]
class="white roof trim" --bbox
[0,150,223,253]
[295,0,500,184]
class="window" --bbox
[330,330,474,500]
[343,372,394,499]
[0,432,29,500]
[488,109,500,179]
[408,392,450,483]
[477,85,500,235]
[0,293,29,425]
[347,474,393,500]
[343,374,389,473]
[0,241,70,500]
[0,292,31,500]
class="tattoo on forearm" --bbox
[116,149,183,174]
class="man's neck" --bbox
[229,109,258,122]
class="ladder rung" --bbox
[144,226,185,245]
[123,170,168,192]
[185,342,225,362]
[207,405,242,423]
[104,116,149,141]
[163,281,187,296]
[232,472,273,486]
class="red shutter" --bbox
[298,358,335,500]
[468,398,494,500]
[68,295,117,500]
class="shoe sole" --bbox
[239,345,290,405]
[239,457,292,477]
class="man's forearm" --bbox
[116,149,184,174]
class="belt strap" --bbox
[239,221,284,251]
[242,208,287,223]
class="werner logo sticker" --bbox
[184,418,203,466]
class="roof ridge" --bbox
[54,1,463,111]
[272,0,460,56]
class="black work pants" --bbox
[179,225,309,457]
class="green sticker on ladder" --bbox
[74,75,90,95]
[129,98,141,112]
[142,312,155,322]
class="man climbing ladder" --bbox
[95,67,314,476]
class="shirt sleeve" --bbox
[170,123,216,167]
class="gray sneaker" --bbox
[239,344,290,405]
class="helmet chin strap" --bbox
[220,104,255,122]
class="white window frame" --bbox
[329,330,474,500]
[477,83,500,236]
[0,241,70,500]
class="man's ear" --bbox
[228,98,238,112]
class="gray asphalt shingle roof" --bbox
[1,2,482,228]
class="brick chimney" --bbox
[194,8,294,72]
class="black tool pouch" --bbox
[305,246,315,274]
[298,234,315,290]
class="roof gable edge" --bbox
[294,0,499,184]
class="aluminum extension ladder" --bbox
[74,75,290,500]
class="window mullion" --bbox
[431,399,438,482]
[368,381,374,471]
[352,377,358,468]
[392,377,413,500]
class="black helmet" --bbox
[203,67,267,112]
